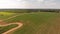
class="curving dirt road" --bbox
[0,13,24,34]
[0,22,23,34]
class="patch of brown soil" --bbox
[0,20,7,25]
[2,23,23,34]
[0,20,23,34]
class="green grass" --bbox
[0,12,15,15]
[0,24,18,34]
[0,12,18,20]
[0,12,60,34]
[3,12,60,34]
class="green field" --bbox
[0,12,60,34]
[0,24,18,34]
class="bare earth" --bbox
[0,21,23,34]
[0,14,23,34]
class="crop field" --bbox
[0,12,18,20]
[0,12,60,34]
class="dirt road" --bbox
[0,22,23,34]
[0,14,24,34]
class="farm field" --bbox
[0,12,60,34]
[0,12,18,20]
[0,24,18,34]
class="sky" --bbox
[0,0,60,9]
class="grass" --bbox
[0,12,60,34]
[0,12,18,20]
[3,12,60,34]
[0,24,18,34]
[0,12,15,15]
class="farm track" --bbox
[0,14,24,34]
[3,14,21,21]
[0,22,23,34]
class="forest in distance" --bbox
[0,9,60,13]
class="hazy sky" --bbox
[0,0,60,9]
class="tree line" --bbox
[0,9,60,13]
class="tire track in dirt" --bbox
[0,14,24,34]
[0,22,23,34]
[3,14,20,21]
